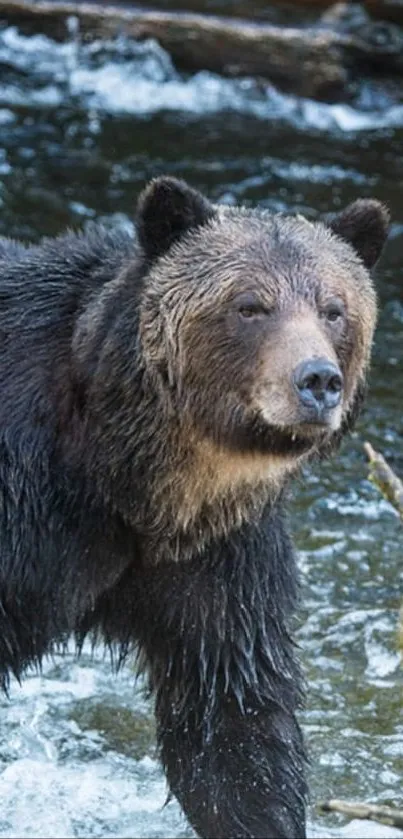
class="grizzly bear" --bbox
[0,177,389,838]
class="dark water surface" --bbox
[0,21,402,839]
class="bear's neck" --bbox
[76,365,300,562]
[129,413,299,562]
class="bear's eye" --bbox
[323,300,345,324]
[239,305,265,319]
[236,295,269,320]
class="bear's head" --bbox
[138,177,388,493]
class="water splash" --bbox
[1,26,403,132]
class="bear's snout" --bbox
[292,357,343,421]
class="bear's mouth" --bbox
[226,412,331,457]
[256,424,326,457]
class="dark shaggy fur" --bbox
[0,177,389,838]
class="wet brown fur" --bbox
[0,177,389,839]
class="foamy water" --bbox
[1,25,403,131]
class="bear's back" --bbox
[0,225,135,320]
[0,224,136,480]
[0,226,136,433]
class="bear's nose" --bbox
[293,358,343,416]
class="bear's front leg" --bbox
[140,511,307,838]
[156,678,307,839]
[81,505,307,838]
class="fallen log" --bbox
[64,1,403,26]
[319,798,403,829]
[73,0,333,17]
[1,0,403,102]
[0,0,350,101]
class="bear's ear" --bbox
[329,199,390,269]
[136,176,215,263]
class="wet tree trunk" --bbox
[58,0,403,26]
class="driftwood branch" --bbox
[319,798,403,829]
[364,441,403,518]
[1,0,403,102]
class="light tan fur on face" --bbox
[251,304,342,430]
